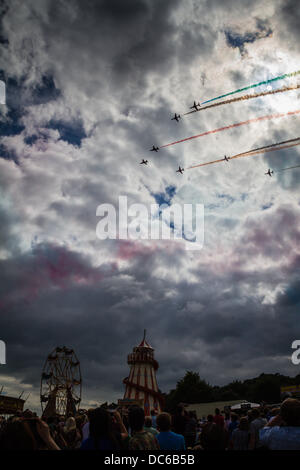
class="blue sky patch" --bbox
[24,134,39,145]
[225,20,272,55]
[261,202,273,210]
[0,143,18,163]
[152,185,176,206]
[0,72,61,139]
[46,119,86,147]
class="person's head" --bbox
[207,414,214,423]
[156,413,172,432]
[75,414,85,429]
[22,409,35,419]
[215,408,220,415]
[251,408,260,419]
[89,407,114,439]
[280,398,300,426]
[87,408,94,421]
[128,406,145,433]
[231,413,238,422]
[225,412,230,420]
[144,417,153,428]
[64,417,77,434]
[238,417,249,431]
[150,409,156,417]
[175,404,184,415]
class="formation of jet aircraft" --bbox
[141,103,282,179]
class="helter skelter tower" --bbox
[123,331,164,416]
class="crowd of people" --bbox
[1,398,300,450]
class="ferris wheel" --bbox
[40,346,82,417]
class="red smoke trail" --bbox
[184,84,300,116]
[160,109,300,149]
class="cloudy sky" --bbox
[0,0,299,411]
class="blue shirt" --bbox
[259,426,300,450]
[157,431,186,450]
[80,437,116,450]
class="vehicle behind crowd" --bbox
[0,398,300,451]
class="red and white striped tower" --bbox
[123,330,164,416]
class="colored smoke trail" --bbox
[230,137,300,160]
[201,70,300,105]
[184,84,300,116]
[277,164,300,172]
[231,141,300,161]
[160,109,300,149]
[188,139,300,169]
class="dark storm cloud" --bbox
[280,0,300,40]
[19,0,218,104]
[44,0,179,77]
[0,202,21,254]
[0,0,8,45]
[0,227,299,399]
[278,280,300,307]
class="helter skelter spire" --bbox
[123,332,164,415]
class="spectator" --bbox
[156,412,185,450]
[224,412,231,431]
[267,407,280,425]
[185,411,197,448]
[228,413,239,439]
[231,417,250,450]
[128,406,159,450]
[259,398,300,450]
[172,404,187,435]
[63,417,81,449]
[248,408,267,450]
[150,409,157,429]
[200,414,227,450]
[0,418,60,450]
[213,408,224,428]
[82,409,93,441]
[144,416,159,436]
[80,407,126,450]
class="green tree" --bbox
[165,371,213,411]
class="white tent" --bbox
[230,401,260,410]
